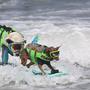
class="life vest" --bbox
[0,25,15,47]
[26,48,49,64]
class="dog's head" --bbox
[45,46,60,61]
[6,32,26,56]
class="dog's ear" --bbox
[56,46,60,50]
[56,44,62,50]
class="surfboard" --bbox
[32,69,68,77]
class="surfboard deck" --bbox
[32,69,68,77]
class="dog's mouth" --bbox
[50,51,59,59]
[13,50,20,56]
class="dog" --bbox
[0,25,25,64]
[20,43,60,75]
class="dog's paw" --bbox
[26,64,30,68]
[51,69,59,74]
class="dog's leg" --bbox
[46,61,55,71]
[21,58,27,66]
[46,61,59,74]
[38,64,46,75]
[26,62,34,68]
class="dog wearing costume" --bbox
[20,43,60,75]
[0,25,25,64]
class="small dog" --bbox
[0,25,25,64]
[20,43,60,75]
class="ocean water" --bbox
[0,0,90,90]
